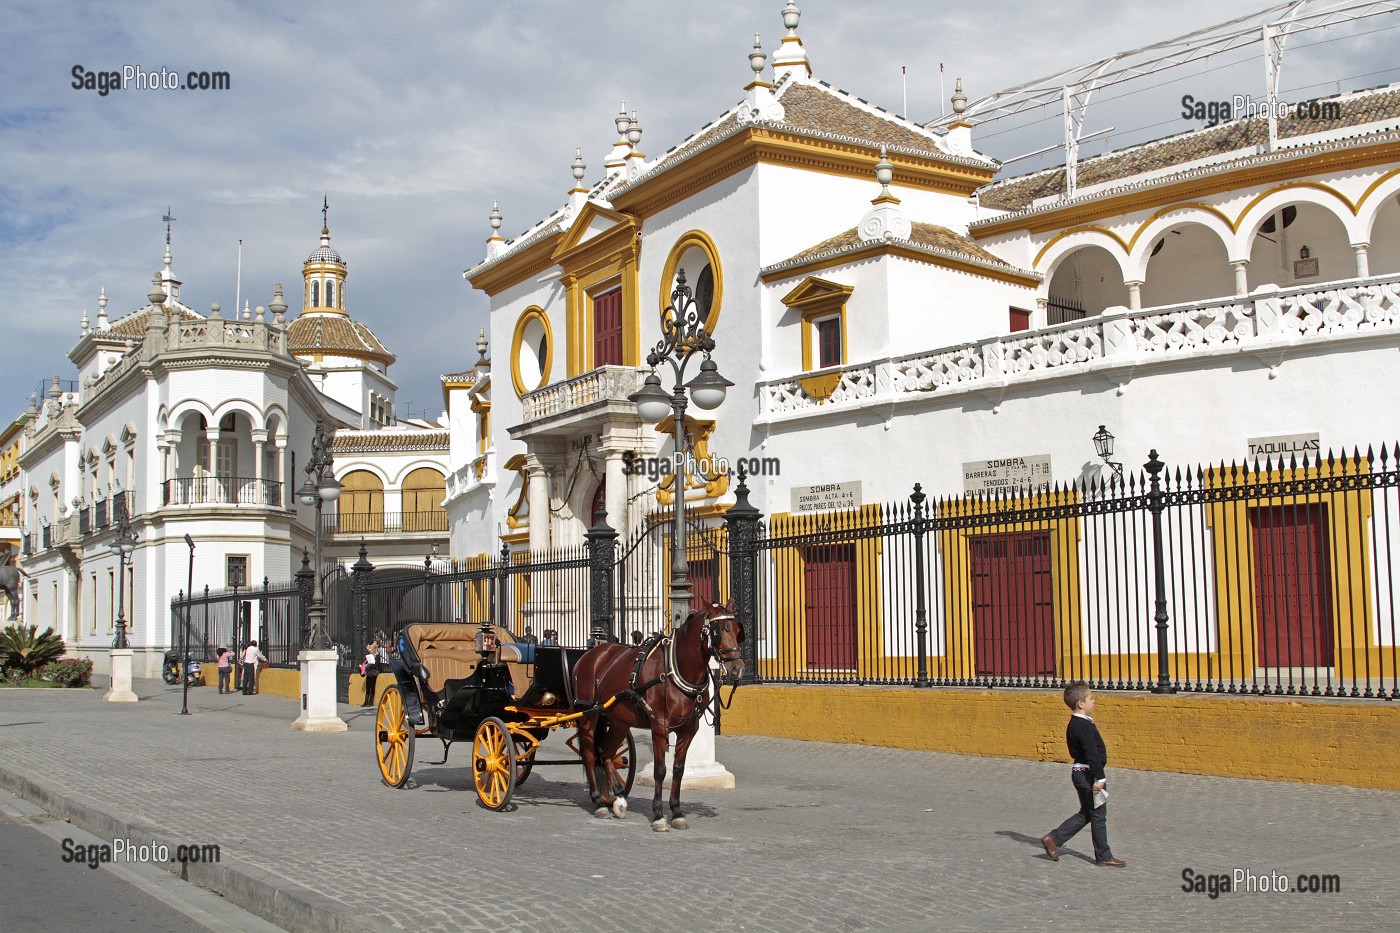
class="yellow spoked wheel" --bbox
[375,686,415,788]
[613,730,637,798]
[472,717,516,811]
[512,735,536,786]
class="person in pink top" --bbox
[215,645,234,694]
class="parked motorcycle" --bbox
[162,649,203,686]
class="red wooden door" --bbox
[804,544,857,670]
[1251,504,1332,667]
[970,533,1055,676]
[687,555,718,612]
[593,288,623,367]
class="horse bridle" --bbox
[663,612,743,697]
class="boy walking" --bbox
[1041,681,1125,867]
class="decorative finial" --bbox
[951,78,967,115]
[322,194,329,233]
[489,201,502,236]
[269,283,288,324]
[163,206,176,246]
[148,273,166,308]
[98,286,107,314]
[209,302,222,320]
[783,0,801,34]
[875,145,893,191]
[476,327,488,359]
[571,148,586,184]
[626,111,642,148]
[79,307,89,336]
[49,374,62,399]
[615,103,630,138]
[27,393,38,415]
[750,34,767,77]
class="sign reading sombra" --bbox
[962,455,1052,494]
[791,481,862,514]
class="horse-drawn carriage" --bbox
[372,606,744,830]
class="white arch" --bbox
[334,461,390,486]
[390,460,449,489]
[1127,208,1236,279]
[1034,230,1132,301]
[211,398,267,431]
[167,399,217,429]
[1358,171,1400,245]
[1232,185,1362,256]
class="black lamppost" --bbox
[109,514,138,648]
[1092,424,1124,486]
[297,419,340,650]
[629,269,733,631]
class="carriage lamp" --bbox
[1299,245,1311,260]
[629,267,733,634]
[108,515,138,648]
[300,419,338,650]
[475,623,498,656]
[1092,424,1124,485]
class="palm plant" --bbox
[0,624,66,675]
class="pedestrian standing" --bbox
[361,642,381,707]
[215,645,234,694]
[241,640,267,696]
[1041,681,1125,867]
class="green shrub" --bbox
[39,657,93,687]
[0,624,66,675]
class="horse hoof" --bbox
[611,797,628,819]
[670,816,689,831]
[593,807,611,819]
[651,819,670,833]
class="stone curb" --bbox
[0,762,372,933]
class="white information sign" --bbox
[791,481,863,514]
[962,455,1052,494]
[1247,432,1320,462]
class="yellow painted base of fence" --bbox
[722,686,1400,791]
[193,667,385,706]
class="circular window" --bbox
[660,231,723,336]
[510,307,553,397]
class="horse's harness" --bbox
[620,613,742,726]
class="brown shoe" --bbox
[1096,857,1126,867]
[1040,835,1059,861]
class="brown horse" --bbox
[572,602,744,832]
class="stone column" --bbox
[524,453,551,554]
[602,445,628,534]
[1035,297,1048,330]
[1352,242,1370,279]
[1125,280,1143,311]
[104,649,138,703]
[205,430,220,504]
[1232,260,1250,297]
[252,430,267,505]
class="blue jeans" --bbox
[1049,769,1113,862]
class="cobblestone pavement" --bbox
[0,680,1396,932]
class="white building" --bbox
[17,218,450,674]
[452,3,1400,681]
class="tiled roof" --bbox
[287,314,395,364]
[330,429,448,453]
[108,304,203,337]
[440,370,479,384]
[765,221,1033,279]
[979,85,1400,212]
[780,82,945,156]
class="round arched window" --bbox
[510,307,553,397]
[660,231,723,336]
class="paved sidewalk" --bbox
[0,678,1396,933]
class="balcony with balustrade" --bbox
[162,476,284,508]
[756,274,1400,422]
[511,365,650,439]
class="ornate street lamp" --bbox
[109,514,139,648]
[629,269,733,633]
[297,419,341,650]
[1093,424,1124,486]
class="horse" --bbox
[0,563,23,621]
[572,601,745,832]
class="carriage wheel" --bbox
[613,730,637,798]
[375,686,415,788]
[472,717,516,811]
[512,735,535,786]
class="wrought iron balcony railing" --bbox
[162,477,284,508]
[321,510,448,535]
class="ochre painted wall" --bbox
[722,686,1400,791]
[193,666,387,705]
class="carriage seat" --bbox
[402,623,530,696]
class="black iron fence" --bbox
[748,447,1400,698]
[170,578,307,669]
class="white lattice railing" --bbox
[757,273,1400,419]
[520,365,649,424]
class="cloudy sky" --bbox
[3,0,1396,422]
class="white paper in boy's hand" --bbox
[1093,785,1109,808]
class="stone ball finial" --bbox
[98,286,108,312]
[749,34,767,75]
[875,145,893,188]
[782,0,801,33]
[952,78,967,115]
[572,148,586,183]
[489,201,502,234]
[626,111,642,147]
[269,282,288,323]
[148,273,166,308]
[210,302,222,319]
[476,326,488,358]
[615,103,630,138]
[49,374,62,399]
